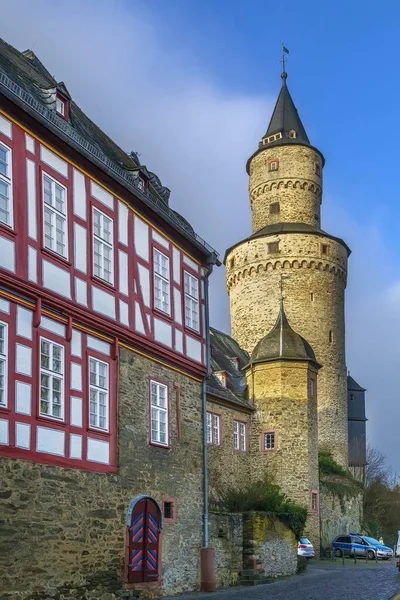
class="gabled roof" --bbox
[264,72,310,146]
[0,38,219,262]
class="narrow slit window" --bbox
[40,338,64,420]
[0,142,12,227]
[311,492,318,512]
[43,173,68,258]
[150,380,169,446]
[154,249,170,314]
[0,322,8,407]
[329,330,333,343]
[89,357,109,430]
[93,207,114,284]
[321,244,329,255]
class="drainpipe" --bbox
[200,255,217,593]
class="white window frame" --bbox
[264,431,276,450]
[150,380,169,446]
[0,141,13,228]
[0,321,8,408]
[89,357,109,431]
[39,337,64,420]
[42,172,68,259]
[270,161,278,171]
[206,412,221,446]
[153,248,170,315]
[234,421,247,452]
[56,96,65,117]
[92,206,114,285]
[184,271,200,331]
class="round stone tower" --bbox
[225,71,350,466]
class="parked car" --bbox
[332,534,372,558]
[355,535,393,560]
[297,537,315,558]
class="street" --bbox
[163,561,400,600]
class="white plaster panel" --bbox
[73,168,87,220]
[135,302,145,335]
[40,315,66,337]
[36,426,65,456]
[71,329,82,358]
[202,304,206,337]
[0,419,8,444]
[75,278,87,306]
[152,230,169,249]
[0,298,10,314]
[0,115,12,138]
[154,318,172,348]
[70,396,83,427]
[90,181,114,210]
[183,254,199,272]
[26,159,37,240]
[138,264,150,307]
[40,146,68,178]
[134,216,149,261]
[87,437,110,464]
[70,434,82,459]
[87,335,110,356]
[16,422,30,449]
[28,246,37,282]
[172,247,181,284]
[43,260,71,299]
[25,133,35,153]
[92,286,116,319]
[16,344,32,376]
[16,306,33,339]
[146,314,151,329]
[118,250,129,296]
[119,299,129,326]
[175,329,183,353]
[15,381,32,415]
[0,236,15,272]
[74,223,87,273]
[185,335,202,363]
[173,288,182,325]
[71,363,82,391]
[118,201,128,245]
[201,278,205,300]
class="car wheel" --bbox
[334,548,343,558]
[367,550,375,560]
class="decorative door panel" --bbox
[128,498,161,583]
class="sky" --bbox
[2,0,400,471]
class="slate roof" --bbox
[249,302,319,367]
[207,328,253,411]
[347,375,366,392]
[224,222,351,262]
[0,38,219,262]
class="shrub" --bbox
[318,451,349,477]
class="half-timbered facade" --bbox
[0,38,219,598]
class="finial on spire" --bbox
[280,44,290,85]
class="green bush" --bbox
[211,475,308,539]
[318,451,349,477]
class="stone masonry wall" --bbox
[226,233,348,467]
[0,347,204,599]
[320,486,363,549]
[248,145,323,232]
[209,513,243,587]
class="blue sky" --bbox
[3,0,400,471]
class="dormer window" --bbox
[215,371,227,387]
[289,130,297,139]
[231,357,240,370]
[55,93,69,120]
[263,132,283,145]
[137,177,145,192]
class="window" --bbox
[267,242,279,253]
[350,393,354,402]
[321,244,329,255]
[269,161,278,172]
[229,258,235,268]
[56,96,65,117]
[206,412,221,446]
[215,371,227,387]
[93,207,114,284]
[0,142,12,227]
[309,377,315,399]
[184,271,199,331]
[289,130,297,139]
[310,292,314,302]
[231,357,240,370]
[234,421,247,452]
[329,330,333,343]
[43,173,68,258]
[163,499,176,523]
[315,164,321,176]
[40,338,64,420]
[270,202,280,214]
[0,322,8,407]
[311,491,318,512]
[264,431,276,450]
[136,176,145,192]
[150,381,169,446]
[89,358,109,430]
[154,249,170,314]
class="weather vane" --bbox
[281,44,290,73]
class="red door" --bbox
[128,498,160,583]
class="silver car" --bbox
[298,537,315,558]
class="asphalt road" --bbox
[163,560,400,600]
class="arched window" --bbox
[125,496,162,585]
[289,130,297,139]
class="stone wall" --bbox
[0,347,204,599]
[320,485,363,549]
[209,513,243,587]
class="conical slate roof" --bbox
[250,302,319,366]
[264,72,310,146]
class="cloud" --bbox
[2,0,400,471]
